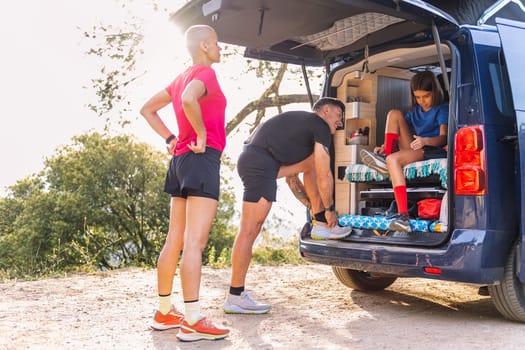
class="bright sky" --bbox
[0,0,179,194]
[0,0,316,233]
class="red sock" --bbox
[393,185,408,215]
[384,133,398,155]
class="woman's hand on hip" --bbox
[188,136,206,153]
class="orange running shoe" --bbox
[151,306,184,330]
[176,317,229,342]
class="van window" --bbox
[488,53,514,117]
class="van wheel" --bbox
[332,267,397,291]
[488,242,525,322]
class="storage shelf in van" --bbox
[360,187,445,200]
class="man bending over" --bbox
[224,97,352,315]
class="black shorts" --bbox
[164,147,221,200]
[237,145,280,202]
[423,145,447,160]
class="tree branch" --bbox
[226,93,319,136]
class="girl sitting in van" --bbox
[360,70,448,232]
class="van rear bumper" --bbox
[299,228,513,284]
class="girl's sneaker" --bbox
[360,149,388,175]
[176,317,229,342]
[388,213,412,232]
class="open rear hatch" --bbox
[171,0,458,66]
[171,1,460,246]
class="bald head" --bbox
[185,25,216,57]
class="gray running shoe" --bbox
[311,222,352,240]
[388,214,412,232]
[223,291,271,314]
[360,149,389,176]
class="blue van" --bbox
[173,0,525,322]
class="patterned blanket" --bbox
[338,214,447,233]
[345,158,447,188]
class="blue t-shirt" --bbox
[404,103,448,137]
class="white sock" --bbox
[184,300,202,325]
[159,295,172,315]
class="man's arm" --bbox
[285,174,311,209]
[313,142,338,227]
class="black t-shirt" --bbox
[245,111,332,165]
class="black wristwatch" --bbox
[324,204,336,212]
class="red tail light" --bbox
[454,126,487,195]
[424,267,442,275]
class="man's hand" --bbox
[324,210,338,227]
[286,174,311,209]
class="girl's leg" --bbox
[384,109,414,153]
[384,110,421,218]
[387,149,424,216]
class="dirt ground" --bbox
[0,264,523,350]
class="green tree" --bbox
[0,134,164,276]
[83,21,144,129]
[0,132,238,278]
[0,176,51,276]
[44,132,170,267]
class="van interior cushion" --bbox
[345,158,447,188]
[293,13,404,51]
[338,214,447,233]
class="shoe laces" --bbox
[394,214,409,222]
[331,225,348,234]
[313,221,326,228]
[240,291,258,305]
[169,306,184,317]
[199,317,218,329]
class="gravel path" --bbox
[0,264,523,349]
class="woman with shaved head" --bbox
[140,24,229,342]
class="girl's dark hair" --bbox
[410,71,445,109]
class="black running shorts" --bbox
[422,145,447,160]
[164,147,221,200]
[237,145,280,202]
